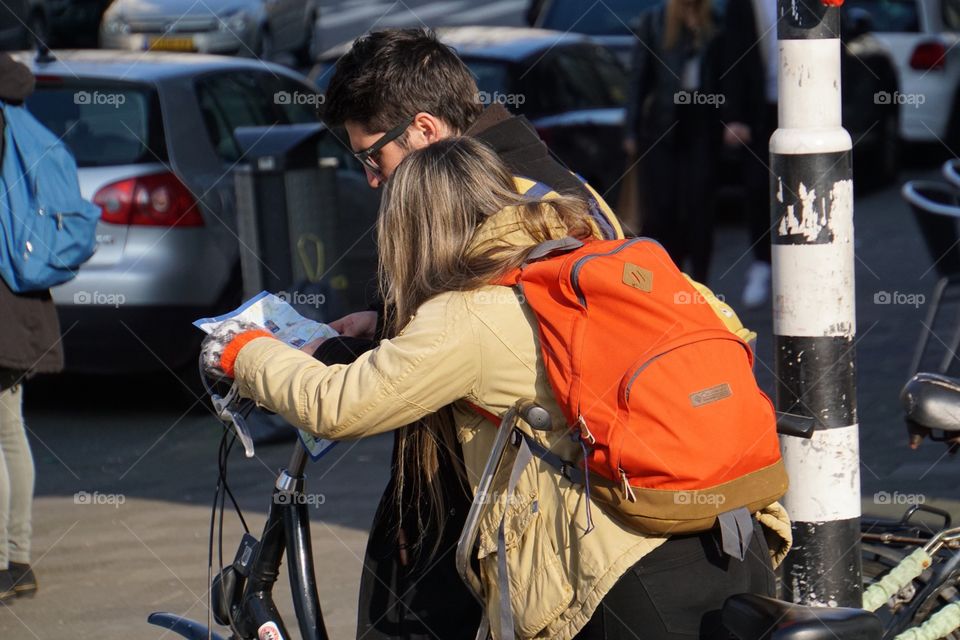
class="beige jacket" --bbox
[232,206,791,640]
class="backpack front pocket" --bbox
[476,456,573,638]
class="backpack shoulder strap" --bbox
[493,237,584,286]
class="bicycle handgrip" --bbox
[776,412,816,439]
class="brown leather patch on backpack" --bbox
[690,383,732,407]
[622,263,653,292]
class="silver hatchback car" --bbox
[100,0,321,63]
[14,50,378,375]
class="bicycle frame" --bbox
[149,443,330,640]
[862,506,960,640]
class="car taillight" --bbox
[34,75,64,86]
[910,41,947,71]
[93,172,204,227]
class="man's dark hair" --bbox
[322,28,482,135]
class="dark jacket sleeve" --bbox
[625,8,660,141]
[0,53,34,105]
[720,0,765,128]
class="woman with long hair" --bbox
[623,0,722,284]
[202,137,789,640]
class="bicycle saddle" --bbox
[722,594,883,640]
[901,372,960,433]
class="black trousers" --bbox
[354,448,481,640]
[741,103,778,265]
[574,520,776,640]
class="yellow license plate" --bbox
[149,36,195,52]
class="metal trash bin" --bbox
[232,124,345,444]
[233,123,344,322]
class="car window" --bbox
[264,75,324,124]
[584,45,628,105]
[461,58,521,111]
[196,73,276,162]
[522,46,626,116]
[196,72,321,163]
[25,83,166,168]
[842,0,921,31]
[540,0,660,34]
[520,53,568,116]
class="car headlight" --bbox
[219,10,249,33]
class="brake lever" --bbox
[211,383,256,458]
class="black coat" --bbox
[719,0,771,131]
[0,53,64,385]
[625,4,725,144]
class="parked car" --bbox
[527,0,900,182]
[841,13,903,183]
[28,0,111,48]
[12,49,377,374]
[842,0,960,146]
[99,0,321,63]
[311,27,630,198]
[527,0,658,66]
[0,0,29,50]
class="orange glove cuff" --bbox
[219,329,275,377]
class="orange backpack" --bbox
[499,237,788,538]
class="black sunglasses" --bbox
[353,116,415,178]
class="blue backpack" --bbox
[0,102,100,292]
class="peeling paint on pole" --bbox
[772,0,862,609]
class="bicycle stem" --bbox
[287,443,309,479]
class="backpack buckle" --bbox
[619,469,638,503]
[577,415,596,445]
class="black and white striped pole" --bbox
[772,0,862,608]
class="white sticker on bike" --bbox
[258,622,284,640]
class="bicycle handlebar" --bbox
[776,412,816,439]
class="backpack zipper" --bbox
[623,351,668,403]
[623,332,745,402]
[570,237,648,308]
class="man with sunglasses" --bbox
[313,27,624,640]
[317,28,753,640]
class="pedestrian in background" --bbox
[720,0,779,308]
[623,0,723,284]
[0,52,51,602]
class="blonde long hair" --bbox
[664,0,714,51]
[377,137,593,561]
